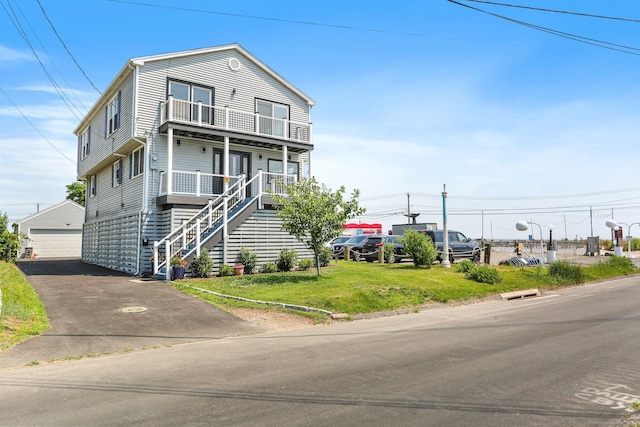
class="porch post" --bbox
[308,150,313,178]
[223,135,229,192]
[167,127,174,195]
[282,145,288,185]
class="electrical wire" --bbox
[107,0,420,36]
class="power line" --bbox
[35,0,102,95]
[447,0,640,56]
[0,86,75,164]
[107,0,421,36]
[462,0,640,24]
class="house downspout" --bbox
[128,62,148,276]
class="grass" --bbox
[172,257,639,316]
[0,261,50,350]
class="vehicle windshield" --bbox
[346,235,369,244]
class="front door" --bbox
[213,149,251,195]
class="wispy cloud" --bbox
[0,45,32,64]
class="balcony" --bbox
[160,97,312,145]
[158,170,297,199]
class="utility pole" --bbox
[564,215,568,240]
[590,206,593,237]
[406,193,410,225]
[441,184,451,268]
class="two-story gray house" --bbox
[74,44,315,279]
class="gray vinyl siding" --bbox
[209,209,313,269]
[77,74,135,179]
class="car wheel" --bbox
[448,251,454,264]
[352,251,361,262]
[472,249,481,263]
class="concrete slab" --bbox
[500,289,542,300]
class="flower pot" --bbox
[233,264,244,276]
[172,266,186,280]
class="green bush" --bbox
[277,248,298,272]
[455,259,476,274]
[218,264,234,277]
[383,242,395,263]
[603,255,637,272]
[399,229,437,268]
[548,260,584,283]
[236,247,258,274]
[298,258,314,271]
[317,246,333,267]
[190,249,213,278]
[260,262,277,274]
[465,265,502,284]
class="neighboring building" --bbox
[74,44,315,278]
[13,200,85,258]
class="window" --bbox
[268,159,298,176]
[112,159,122,187]
[105,91,121,136]
[89,175,97,198]
[256,100,289,137]
[130,147,144,178]
[168,80,213,124]
[80,126,91,160]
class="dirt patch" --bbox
[230,307,329,331]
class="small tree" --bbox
[272,178,365,275]
[236,247,258,274]
[190,249,213,278]
[399,229,437,268]
[66,181,86,207]
[0,212,21,262]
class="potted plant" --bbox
[170,255,187,280]
[233,263,244,276]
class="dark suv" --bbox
[361,235,408,263]
[332,235,386,261]
[421,230,481,263]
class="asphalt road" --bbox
[1,276,640,426]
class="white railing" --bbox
[153,170,298,279]
[160,97,312,143]
[159,171,242,197]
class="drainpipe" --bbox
[128,62,149,276]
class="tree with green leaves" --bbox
[273,178,365,275]
[399,228,437,268]
[0,212,21,262]
[66,181,86,206]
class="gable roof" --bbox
[131,44,316,107]
[13,200,85,226]
[75,43,315,134]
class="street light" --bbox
[516,220,545,263]
[605,220,640,258]
[547,224,556,263]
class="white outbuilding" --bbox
[13,200,85,258]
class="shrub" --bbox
[383,242,395,263]
[190,249,213,278]
[548,260,584,283]
[603,255,636,272]
[317,246,333,267]
[260,262,277,274]
[298,258,314,271]
[399,229,437,268]
[277,248,298,272]
[218,264,234,277]
[455,259,476,274]
[466,265,502,284]
[236,247,258,274]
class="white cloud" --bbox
[0,45,32,64]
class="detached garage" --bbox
[13,200,85,258]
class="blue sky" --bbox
[1,0,639,240]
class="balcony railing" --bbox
[160,97,312,144]
[159,170,297,198]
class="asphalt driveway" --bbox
[0,259,263,369]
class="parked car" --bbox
[361,235,408,263]
[326,236,351,251]
[420,230,481,263]
[332,234,381,261]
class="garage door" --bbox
[29,229,83,258]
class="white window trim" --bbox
[106,92,121,136]
[89,175,97,198]
[112,159,122,187]
[81,127,91,160]
[130,147,144,179]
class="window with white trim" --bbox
[80,126,91,160]
[112,159,122,187]
[130,147,144,178]
[256,99,289,137]
[267,159,298,176]
[105,91,121,136]
[89,175,97,198]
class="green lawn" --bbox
[0,261,50,350]
[172,257,638,317]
